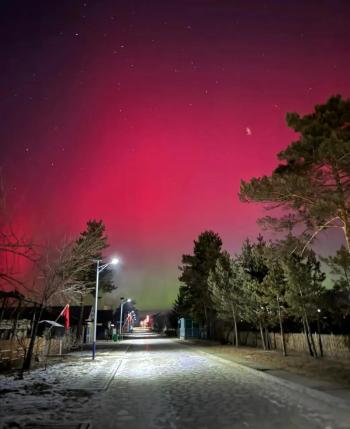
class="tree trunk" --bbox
[303,313,317,358]
[233,316,239,347]
[265,327,272,350]
[277,295,286,356]
[302,315,314,357]
[29,303,37,339]
[305,316,317,357]
[264,327,269,350]
[0,297,7,323]
[22,303,44,371]
[259,321,266,350]
[317,314,323,358]
[203,305,208,338]
[231,304,239,347]
[77,295,84,343]
[298,285,317,358]
[11,298,22,340]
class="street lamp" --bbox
[119,297,131,339]
[127,312,131,333]
[92,257,119,360]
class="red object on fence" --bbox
[59,304,70,329]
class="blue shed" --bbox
[178,318,199,339]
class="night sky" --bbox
[1,1,350,310]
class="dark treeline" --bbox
[174,95,350,358]
[174,230,350,358]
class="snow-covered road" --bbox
[1,337,350,429]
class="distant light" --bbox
[317,308,321,313]
[111,258,120,265]
[127,298,131,302]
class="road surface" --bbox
[1,331,350,429]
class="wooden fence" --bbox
[228,331,350,358]
[0,335,74,369]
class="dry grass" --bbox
[189,341,350,388]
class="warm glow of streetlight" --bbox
[111,257,120,265]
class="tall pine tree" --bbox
[176,230,223,338]
[74,220,116,341]
[240,95,350,252]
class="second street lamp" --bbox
[93,257,119,360]
[119,297,131,339]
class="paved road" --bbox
[89,335,350,429]
[1,334,350,429]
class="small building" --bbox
[178,318,199,340]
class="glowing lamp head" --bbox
[111,258,120,265]
[127,298,131,302]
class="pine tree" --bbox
[322,245,350,291]
[208,251,247,347]
[74,219,115,295]
[239,235,270,349]
[177,230,223,338]
[262,248,288,356]
[280,236,326,358]
[73,220,116,341]
[240,95,350,252]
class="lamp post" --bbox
[129,310,135,331]
[92,257,119,360]
[119,297,131,339]
[127,312,130,333]
[317,308,323,358]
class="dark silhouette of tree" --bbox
[322,245,350,291]
[280,236,326,358]
[321,245,350,322]
[208,251,247,347]
[240,95,350,252]
[73,220,117,341]
[74,219,116,296]
[239,235,270,349]
[262,248,288,356]
[176,230,223,338]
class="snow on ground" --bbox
[0,349,123,429]
[1,338,350,429]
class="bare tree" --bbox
[22,229,110,370]
[0,174,37,289]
